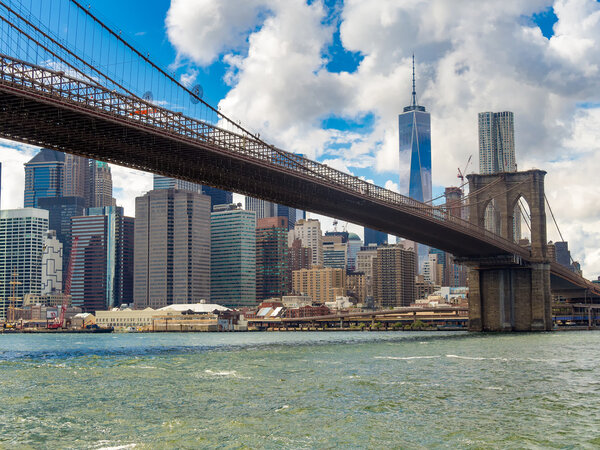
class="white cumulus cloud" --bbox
[165,0,600,275]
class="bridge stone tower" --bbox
[464,170,552,331]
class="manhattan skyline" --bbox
[1,0,599,277]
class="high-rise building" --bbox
[325,231,349,243]
[322,235,347,270]
[41,230,62,294]
[555,241,571,268]
[547,241,556,262]
[478,111,520,239]
[0,208,48,319]
[134,189,211,309]
[64,154,89,198]
[364,227,387,246]
[275,204,298,230]
[444,187,463,219]
[72,206,134,312]
[256,217,289,301]
[201,185,233,211]
[478,112,516,174]
[448,255,468,287]
[400,57,432,203]
[346,272,366,304]
[347,233,363,272]
[288,238,311,271]
[0,162,2,210]
[245,197,276,219]
[86,160,116,208]
[289,219,323,267]
[288,238,311,293]
[245,197,299,230]
[37,196,86,276]
[24,149,65,207]
[428,248,447,286]
[291,267,345,304]
[116,216,135,306]
[211,204,256,308]
[372,244,416,308]
[356,244,379,300]
[423,253,443,286]
[441,186,469,287]
[153,174,202,193]
[399,56,431,271]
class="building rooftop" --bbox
[28,148,65,164]
[157,303,230,313]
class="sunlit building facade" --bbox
[0,208,48,319]
[134,189,211,309]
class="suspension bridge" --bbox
[0,0,597,331]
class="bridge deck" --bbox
[0,55,597,295]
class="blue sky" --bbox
[82,0,565,195]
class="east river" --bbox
[1,331,600,448]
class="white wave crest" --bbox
[446,355,508,361]
[204,369,251,379]
[98,444,137,450]
[375,355,441,360]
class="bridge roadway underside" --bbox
[0,86,510,258]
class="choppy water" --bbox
[1,331,600,448]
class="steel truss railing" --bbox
[0,54,571,265]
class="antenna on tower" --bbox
[411,54,417,107]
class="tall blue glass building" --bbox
[24,149,65,207]
[364,227,387,246]
[399,56,431,271]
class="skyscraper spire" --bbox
[403,54,425,113]
[411,53,417,107]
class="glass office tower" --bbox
[399,56,431,271]
[211,204,256,308]
[24,149,65,207]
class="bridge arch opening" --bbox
[483,198,501,235]
[512,194,531,245]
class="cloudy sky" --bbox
[2,0,600,277]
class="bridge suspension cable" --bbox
[424,179,469,205]
[434,178,527,214]
[0,0,351,185]
[0,0,553,261]
[545,194,576,266]
[517,198,531,233]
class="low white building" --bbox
[95,307,158,329]
[95,302,230,329]
[325,296,353,310]
[281,295,312,308]
[157,303,229,314]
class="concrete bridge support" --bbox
[464,170,552,331]
[466,259,552,331]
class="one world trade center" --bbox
[399,55,431,272]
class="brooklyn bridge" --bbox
[0,0,597,331]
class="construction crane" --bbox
[48,237,78,329]
[7,272,21,325]
[457,155,473,184]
